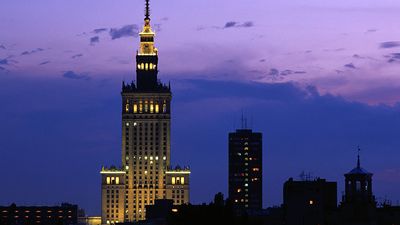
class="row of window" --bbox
[137,62,157,71]
[125,102,167,114]
[106,177,121,185]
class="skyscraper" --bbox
[228,127,262,213]
[100,1,190,224]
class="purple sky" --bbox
[1,0,400,215]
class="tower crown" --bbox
[138,0,157,56]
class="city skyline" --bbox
[1,0,400,216]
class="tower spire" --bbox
[145,0,150,20]
[357,146,361,168]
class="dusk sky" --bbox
[1,0,400,215]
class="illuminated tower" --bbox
[100,1,190,223]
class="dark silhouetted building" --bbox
[229,128,262,213]
[283,177,337,225]
[338,153,377,225]
[0,203,78,225]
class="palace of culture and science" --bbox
[100,1,191,224]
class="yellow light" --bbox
[150,104,154,113]
[145,63,148,70]
[181,177,185,185]
[309,200,314,205]
[125,104,129,112]
[133,104,138,113]
[107,177,110,184]
[172,209,178,213]
[150,63,153,69]
[155,105,159,113]
[172,177,176,185]
[116,177,120,185]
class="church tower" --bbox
[339,148,377,224]
[101,1,190,224]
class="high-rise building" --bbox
[283,177,337,225]
[100,1,190,224]
[228,128,262,213]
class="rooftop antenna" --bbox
[241,110,245,129]
[357,146,361,168]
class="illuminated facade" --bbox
[228,129,262,212]
[101,1,190,224]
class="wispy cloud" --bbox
[21,48,44,56]
[90,36,100,46]
[0,45,5,50]
[344,63,356,69]
[109,24,139,40]
[39,61,50,66]
[0,58,9,65]
[71,54,83,59]
[380,41,400,49]
[62,71,90,81]
[385,53,400,63]
[197,21,254,31]
[93,28,108,34]
[223,21,254,29]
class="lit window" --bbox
[137,64,140,69]
[125,104,129,112]
[244,183,248,187]
[126,166,129,170]
[172,177,176,185]
[181,177,185,185]
[309,200,314,205]
[145,63,148,70]
[133,104,138,113]
[150,104,154,113]
[116,177,120,185]
[163,156,167,160]
[150,63,153,70]
[141,63,144,70]
[155,104,159,113]
[107,177,111,184]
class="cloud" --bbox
[109,24,139,40]
[39,61,50,66]
[365,29,377,33]
[385,53,400,63]
[62,71,90,80]
[380,41,400,49]
[90,36,100,46]
[93,28,108,34]
[0,58,9,65]
[20,48,44,56]
[223,21,254,29]
[0,45,5,50]
[344,63,356,69]
[71,54,83,59]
